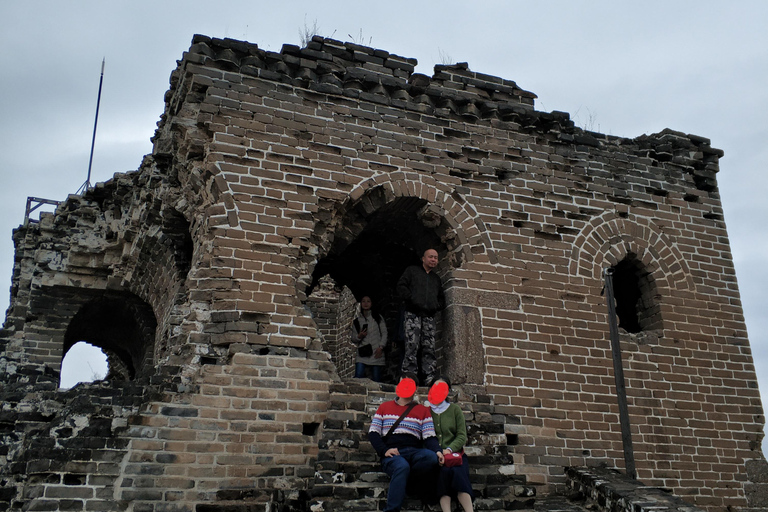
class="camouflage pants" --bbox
[401,311,436,384]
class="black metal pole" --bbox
[603,267,637,479]
[80,58,104,194]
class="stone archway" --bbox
[569,211,695,293]
[568,211,697,347]
[302,178,488,384]
[63,292,157,381]
[307,195,450,383]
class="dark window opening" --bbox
[611,254,661,334]
[162,208,194,280]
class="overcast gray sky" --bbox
[2,0,767,439]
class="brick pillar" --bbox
[445,286,522,385]
[443,302,484,384]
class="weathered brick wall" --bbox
[1,34,766,512]
[113,347,332,506]
[306,277,357,379]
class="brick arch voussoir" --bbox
[295,172,498,307]
[569,212,694,293]
[346,174,494,265]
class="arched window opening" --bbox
[61,293,157,388]
[612,254,661,334]
[59,341,108,389]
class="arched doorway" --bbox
[305,191,459,384]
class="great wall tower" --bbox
[1,35,766,512]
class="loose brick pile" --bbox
[1,34,766,511]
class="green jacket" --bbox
[430,402,467,453]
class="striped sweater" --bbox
[368,400,440,457]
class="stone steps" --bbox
[187,381,706,512]
[305,379,536,512]
[196,504,270,512]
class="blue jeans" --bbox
[355,363,382,382]
[380,447,438,512]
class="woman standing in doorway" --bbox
[351,296,388,382]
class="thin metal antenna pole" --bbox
[79,58,104,194]
[603,267,637,479]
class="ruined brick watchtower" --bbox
[1,35,766,512]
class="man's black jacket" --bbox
[397,265,444,317]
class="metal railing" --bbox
[24,197,60,225]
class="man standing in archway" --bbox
[397,248,445,386]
